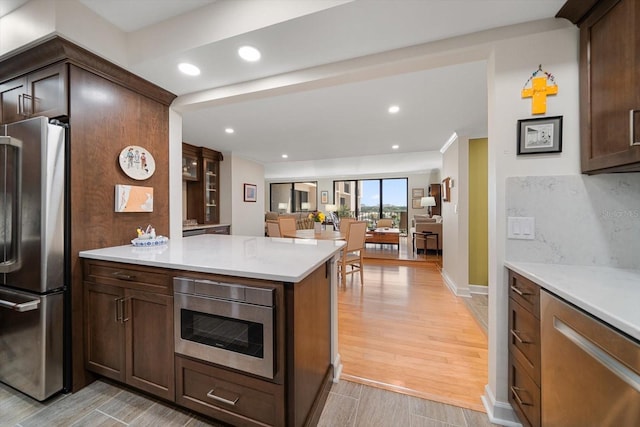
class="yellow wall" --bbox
[468,138,488,286]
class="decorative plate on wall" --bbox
[118,145,156,180]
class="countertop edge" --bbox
[79,249,341,283]
[505,261,640,342]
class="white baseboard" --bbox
[441,270,471,297]
[333,353,343,382]
[469,284,489,295]
[481,384,522,427]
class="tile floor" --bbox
[1,377,498,427]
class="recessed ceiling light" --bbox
[392,145,399,150]
[178,62,200,76]
[238,45,261,62]
[282,154,288,159]
[225,128,234,134]
[388,105,400,114]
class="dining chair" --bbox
[376,218,393,228]
[266,220,281,237]
[277,216,297,237]
[339,221,367,286]
[339,217,356,233]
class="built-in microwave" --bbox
[173,277,275,379]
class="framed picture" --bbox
[321,191,328,204]
[517,115,563,155]
[244,183,257,202]
[412,188,424,198]
[412,198,423,209]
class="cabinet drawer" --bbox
[84,260,171,294]
[176,356,284,427]
[509,298,540,386]
[509,355,541,427]
[509,271,540,317]
[206,225,230,235]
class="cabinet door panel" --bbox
[125,289,175,401]
[0,77,27,124]
[85,282,125,381]
[28,63,68,119]
[581,0,640,172]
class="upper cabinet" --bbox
[558,0,640,173]
[0,62,68,125]
[182,143,200,181]
[185,145,223,225]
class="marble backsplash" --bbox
[506,174,640,268]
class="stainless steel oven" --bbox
[173,277,275,379]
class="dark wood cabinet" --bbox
[176,356,285,427]
[558,0,640,173]
[507,270,541,427]
[428,183,441,216]
[182,142,200,181]
[186,146,223,224]
[84,260,174,401]
[0,62,68,124]
[0,36,177,392]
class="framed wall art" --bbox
[517,115,563,155]
[412,198,423,209]
[244,183,257,202]
[321,191,329,204]
[411,188,424,198]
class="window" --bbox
[333,178,408,230]
[270,182,317,212]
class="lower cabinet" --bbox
[508,270,541,427]
[176,355,285,427]
[84,261,174,401]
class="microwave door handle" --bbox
[0,136,22,273]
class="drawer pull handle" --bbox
[510,285,531,296]
[510,386,532,406]
[510,329,532,344]
[630,109,639,146]
[112,272,136,281]
[206,389,239,406]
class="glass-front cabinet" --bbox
[203,155,219,223]
[182,143,199,181]
[185,144,223,225]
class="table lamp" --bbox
[278,202,287,213]
[420,196,436,217]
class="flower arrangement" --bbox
[309,211,326,223]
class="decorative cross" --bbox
[521,65,558,115]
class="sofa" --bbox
[264,211,315,235]
[412,215,443,252]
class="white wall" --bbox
[485,24,580,425]
[231,156,265,236]
[441,136,470,297]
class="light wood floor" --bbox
[338,258,488,412]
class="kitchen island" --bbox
[79,234,344,427]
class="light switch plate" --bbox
[508,217,535,240]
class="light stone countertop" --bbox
[79,234,344,283]
[505,261,640,341]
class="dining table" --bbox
[282,229,346,240]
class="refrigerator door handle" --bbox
[0,296,40,312]
[0,136,22,273]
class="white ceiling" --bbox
[4,0,568,173]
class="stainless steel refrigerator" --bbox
[0,116,67,401]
